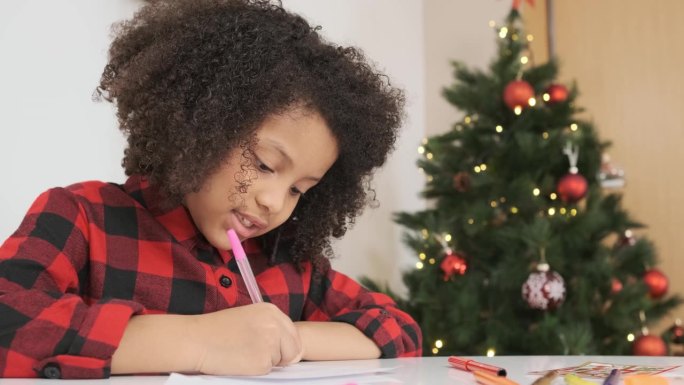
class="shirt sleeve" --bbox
[302,258,422,358]
[0,187,144,379]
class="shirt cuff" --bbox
[332,307,421,358]
[33,300,144,379]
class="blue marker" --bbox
[602,369,621,385]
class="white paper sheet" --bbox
[164,362,400,385]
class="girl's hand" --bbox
[189,302,303,375]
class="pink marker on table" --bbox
[227,229,263,303]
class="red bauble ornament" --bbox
[522,263,566,310]
[632,335,667,356]
[503,80,534,110]
[557,173,588,203]
[440,250,467,281]
[643,268,668,299]
[611,278,623,294]
[544,84,568,104]
[512,0,535,10]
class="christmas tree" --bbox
[375,8,682,356]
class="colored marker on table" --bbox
[624,375,669,385]
[532,370,559,385]
[602,369,621,385]
[448,356,507,377]
[472,369,521,385]
[227,229,263,303]
[564,374,598,385]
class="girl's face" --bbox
[184,108,338,251]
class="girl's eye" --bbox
[290,186,303,196]
[256,158,273,173]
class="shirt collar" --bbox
[218,238,269,270]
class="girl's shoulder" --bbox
[39,179,142,213]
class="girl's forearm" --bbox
[294,321,381,360]
[111,314,199,374]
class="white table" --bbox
[0,356,682,385]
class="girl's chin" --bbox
[202,230,231,251]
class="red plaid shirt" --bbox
[0,175,421,379]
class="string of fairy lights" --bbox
[417,118,584,228]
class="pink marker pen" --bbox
[227,229,263,303]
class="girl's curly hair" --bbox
[96,0,405,266]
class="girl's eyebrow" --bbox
[261,139,293,165]
[261,139,322,183]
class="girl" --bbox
[0,0,421,379]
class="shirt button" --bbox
[42,364,61,379]
[219,275,233,288]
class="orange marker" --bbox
[473,369,522,385]
[449,356,507,376]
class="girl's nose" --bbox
[254,184,287,215]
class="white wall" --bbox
[424,1,512,137]
[0,1,139,233]
[0,0,510,296]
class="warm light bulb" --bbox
[426,175,433,182]
[510,207,519,214]
[432,348,439,355]
[548,208,556,216]
[499,27,508,38]
[419,252,426,260]
[490,201,498,208]
[416,261,424,269]
[428,258,436,264]
[421,229,429,239]
[480,163,487,171]
[511,33,519,41]
[486,348,496,357]
[474,166,482,173]
[542,132,549,139]
[426,152,433,160]
[570,123,579,131]
[526,34,534,42]
[435,340,444,348]
[468,218,475,225]
[495,125,504,133]
[514,106,522,115]
[627,333,635,342]
[444,234,452,242]
[550,193,557,200]
[528,97,537,107]
[570,209,578,216]
[464,116,472,124]
[422,137,428,145]
[543,93,551,102]
[417,146,425,154]
[560,207,567,215]
[533,188,541,196]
